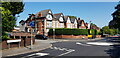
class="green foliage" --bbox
[68,16,76,18]
[91,23,97,27]
[2,2,24,16]
[62,28,73,35]
[88,29,96,35]
[102,26,118,35]
[48,29,53,35]
[48,28,88,35]
[109,2,120,31]
[1,32,10,39]
[102,26,110,34]
[1,2,24,39]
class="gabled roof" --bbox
[54,13,63,19]
[70,17,77,23]
[77,19,84,24]
[64,16,69,22]
[26,9,52,22]
[19,20,25,23]
[54,13,64,22]
[85,23,88,26]
[36,9,52,17]
[77,19,87,27]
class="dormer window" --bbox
[46,14,52,20]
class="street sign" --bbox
[29,21,35,27]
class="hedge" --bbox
[48,28,89,35]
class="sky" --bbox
[23,0,119,2]
[17,2,118,28]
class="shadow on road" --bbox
[105,37,120,58]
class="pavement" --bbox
[48,37,104,42]
[2,39,53,57]
[1,38,104,57]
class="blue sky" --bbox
[17,2,118,28]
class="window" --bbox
[60,23,62,28]
[46,14,52,20]
[67,24,71,28]
[46,21,52,28]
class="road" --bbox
[4,37,120,58]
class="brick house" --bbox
[26,9,54,36]
[23,9,100,36]
[70,17,77,28]
[77,18,87,29]
[91,25,100,30]
[53,13,64,28]
[19,20,26,32]
[64,16,72,28]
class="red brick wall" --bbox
[96,35,101,38]
[2,38,35,50]
[2,40,8,49]
[49,35,88,39]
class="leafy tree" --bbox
[91,23,97,27]
[2,2,24,16]
[1,2,24,39]
[102,26,110,34]
[109,2,120,31]
[102,26,118,35]
[68,16,76,18]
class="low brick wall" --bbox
[2,38,35,49]
[49,35,88,39]
[96,35,101,38]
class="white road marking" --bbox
[50,46,75,56]
[21,53,49,58]
[27,53,49,56]
[76,42,91,46]
[54,47,58,50]
[86,42,114,46]
[58,50,75,56]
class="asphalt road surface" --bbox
[4,37,120,58]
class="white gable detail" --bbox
[61,14,63,16]
[59,17,64,22]
[48,11,52,14]
[74,19,77,24]
[81,22,85,26]
[67,17,71,23]
[46,14,52,20]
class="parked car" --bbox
[35,34,48,40]
[111,34,120,37]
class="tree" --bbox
[1,2,24,39]
[102,26,118,35]
[2,2,24,16]
[91,23,97,27]
[102,26,110,34]
[109,2,120,31]
[68,16,76,18]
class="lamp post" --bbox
[28,14,46,49]
[28,14,35,49]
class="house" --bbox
[85,23,91,29]
[64,16,72,28]
[70,17,77,28]
[53,13,64,28]
[26,9,54,36]
[77,18,87,29]
[91,25,100,30]
[19,20,26,32]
